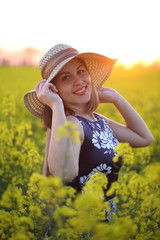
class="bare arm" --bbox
[35,80,83,181]
[48,103,82,181]
[42,128,51,176]
[98,87,154,147]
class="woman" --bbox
[24,43,153,212]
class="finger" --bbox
[34,80,46,91]
[99,87,104,91]
[98,87,106,93]
[101,87,108,92]
[47,83,58,92]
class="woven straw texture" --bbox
[24,44,117,118]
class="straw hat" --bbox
[24,44,117,118]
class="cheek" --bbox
[57,85,70,98]
[85,75,92,84]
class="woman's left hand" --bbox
[98,87,120,104]
[98,87,154,147]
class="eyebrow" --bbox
[56,71,70,78]
[56,64,85,78]
[77,64,85,70]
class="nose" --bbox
[73,75,83,85]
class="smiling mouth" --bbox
[73,86,87,95]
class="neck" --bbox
[64,103,97,121]
[64,104,96,120]
[77,112,97,121]
[65,103,87,115]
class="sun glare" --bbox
[0,0,159,67]
[118,55,157,67]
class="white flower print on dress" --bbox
[80,163,112,187]
[89,119,119,154]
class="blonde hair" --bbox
[42,84,99,129]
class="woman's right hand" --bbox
[34,80,62,109]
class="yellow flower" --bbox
[113,142,134,165]
[56,121,80,144]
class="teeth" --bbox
[75,87,85,94]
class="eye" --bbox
[78,68,86,75]
[62,75,71,81]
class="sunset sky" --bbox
[0,0,160,66]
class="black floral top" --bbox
[67,113,122,195]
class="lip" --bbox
[73,86,87,96]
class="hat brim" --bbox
[24,52,117,118]
[77,52,117,89]
[24,90,45,118]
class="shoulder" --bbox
[66,115,84,143]
[94,112,111,126]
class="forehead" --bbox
[59,58,85,72]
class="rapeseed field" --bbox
[0,65,159,239]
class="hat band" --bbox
[42,48,79,76]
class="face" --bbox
[53,58,92,110]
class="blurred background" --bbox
[0,2,159,239]
[0,0,160,68]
